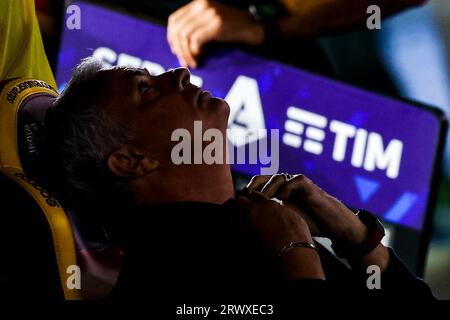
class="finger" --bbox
[168,26,185,65]
[177,12,216,68]
[171,22,195,67]
[260,174,288,198]
[247,191,270,203]
[276,174,314,200]
[246,175,271,193]
[169,0,207,23]
[278,175,343,216]
[168,0,205,32]
[168,0,196,21]
[190,8,224,54]
[167,1,207,63]
[178,32,196,67]
[167,1,198,53]
[188,21,217,58]
[180,9,221,67]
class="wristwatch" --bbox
[331,209,385,259]
[248,1,285,46]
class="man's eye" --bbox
[138,81,151,94]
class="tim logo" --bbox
[283,107,326,155]
[283,107,403,179]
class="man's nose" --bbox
[171,67,191,90]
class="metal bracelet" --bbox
[278,241,318,257]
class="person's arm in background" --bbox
[0,0,56,88]
[279,0,427,39]
[167,0,427,68]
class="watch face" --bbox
[360,209,386,235]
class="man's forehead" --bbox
[91,67,144,112]
[108,66,149,78]
[93,67,149,94]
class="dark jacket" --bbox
[110,199,435,309]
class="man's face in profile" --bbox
[98,67,230,165]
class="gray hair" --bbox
[41,57,133,211]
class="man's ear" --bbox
[106,144,159,179]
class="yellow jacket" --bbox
[0,0,56,88]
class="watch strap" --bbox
[331,209,385,259]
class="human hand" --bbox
[167,0,264,68]
[246,174,369,246]
[236,191,313,255]
[248,174,391,271]
[236,191,325,280]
